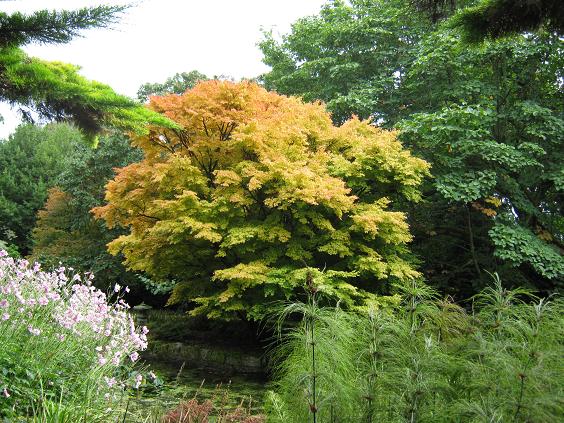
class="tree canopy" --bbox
[0,123,82,254]
[259,0,564,295]
[30,133,144,292]
[259,0,428,126]
[94,80,429,319]
[137,70,209,102]
[450,0,564,42]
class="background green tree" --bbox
[259,0,429,126]
[0,123,81,254]
[399,30,564,294]
[259,0,564,295]
[30,133,145,294]
[137,70,209,102]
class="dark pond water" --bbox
[127,358,269,421]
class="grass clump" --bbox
[266,273,563,422]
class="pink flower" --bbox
[2,388,9,398]
[149,371,157,380]
[129,352,139,362]
[104,377,116,388]
[27,326,41,336]
[113,284,121,293]
[38,296,49,306]
[0,299,8,308]
[134,374,143,389]
[124,286,130,293]
[1,313,9,321]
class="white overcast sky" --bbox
[0,0,326,138]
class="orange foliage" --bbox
[94,81,430,318]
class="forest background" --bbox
[1,0,561,309]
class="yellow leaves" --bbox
[327,117,430,202]
[214,170,242,187]
[351,198,411,244]
[536,227,553,242]
[471,198,499,217]
[93,80,429,318]
[485,196,502,207]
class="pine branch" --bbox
[0,5,129,47]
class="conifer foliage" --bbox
[0,4,174,141]
[94,81,429,319]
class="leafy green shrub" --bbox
[0,250,148,420]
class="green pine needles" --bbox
[0,4,177,142]
[266,273,563,422]
[0,5,128,47]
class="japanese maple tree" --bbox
[94,81,429,319]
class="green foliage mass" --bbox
[0,123,81,254]
[259,0,428,126]
[399,31,564,292]
[260,0,564,295]
[0,48,175,141]
[267,275,563,422]
[30,133,144,293]
[137,70,209,102]
[450,0,564,42]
